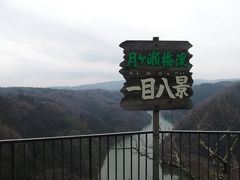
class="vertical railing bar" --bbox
[52,140,55,180]
[115,136,117,180]
[89,137,92,180]
[23,142,26,179]
[198,133,200,180]
[227,134,231,180]
[238,133,240,180]
[123,135,125,180]
[207,133,209,180]
[43,141,46,180]
[217,134,219,180]
[79,138,82,180]
[107,136,109,180]
[70,139,73,180]
[11,143,14,180]
[61,139,64,180]
[0,143,2,180]
[145,133,148,180]
[170,133,173,180]
[33,142,36,180]
[131,134,133,180]
[180,133,182,180]
[162,132,164,180]
[138,134,140,180]
[99,137,101,180]
[189,133,191,180]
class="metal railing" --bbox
[0,130,240,180]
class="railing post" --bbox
[153,109,159,180]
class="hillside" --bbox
[0,87,151,139]
[175,82,240,130]
[161,81,238,122]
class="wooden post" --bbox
[153,108,160,180]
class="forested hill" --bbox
[0,88,151,139]
[161,81,237,121]
[175,82,240,130]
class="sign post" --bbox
[153,108,160,180]
[119,37,193,179]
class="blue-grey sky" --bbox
[0,0,240,87]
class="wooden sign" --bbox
[119,37,193,111]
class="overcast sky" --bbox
[0,0,239,87]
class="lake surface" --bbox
[101,112,189,180]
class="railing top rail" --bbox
[1,130,240,143]
[0,130,152,143]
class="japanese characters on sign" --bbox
[119,38,193,111]
[127,76,190,100]
[127,50,189,68]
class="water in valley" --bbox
[101,112,189,180]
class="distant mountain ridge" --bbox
[51,80,124,91]
[50,79,240,91]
